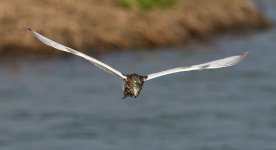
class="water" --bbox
[1,1,276,150]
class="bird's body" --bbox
[28,27,249,99]
[123,74,147,99]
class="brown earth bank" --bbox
[0,0,270,56]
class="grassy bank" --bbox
[0,0,269,55]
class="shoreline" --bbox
[0,0,270,56]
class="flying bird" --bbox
[28,27,248,99]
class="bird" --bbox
[28,27,249,99]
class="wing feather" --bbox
[146,52,249,81]
[28,28,126,79]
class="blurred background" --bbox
[0,0,276,150]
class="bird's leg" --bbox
[122,95,127,99]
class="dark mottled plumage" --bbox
[122,74,148,99]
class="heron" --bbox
[28,28,248,99]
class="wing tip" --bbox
[27,27,32,32]
[239,51,249,62]
[242,51,249,57]
[232,51,249,66]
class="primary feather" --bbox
[146,52,249,80]
[28,28,126,79]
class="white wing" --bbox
[28,28,126,79]
[146,52,249,81]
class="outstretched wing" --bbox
[146,52,249,81]
[28,28,126,79]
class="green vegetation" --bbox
[118,0,178,10]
